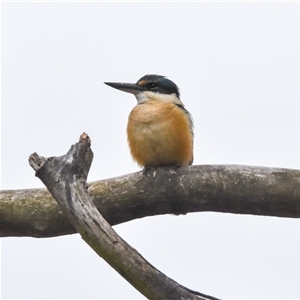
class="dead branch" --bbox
[1,162,300,238]
[26,132,217,300]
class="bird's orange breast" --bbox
[127,101,193,167]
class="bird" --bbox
[104,74,193,169]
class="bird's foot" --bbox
[174,164,181,170]
[143,165,151,176]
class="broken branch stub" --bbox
[28,133,217,300]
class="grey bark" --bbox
[26,133,217,300]
[1,163,300,238]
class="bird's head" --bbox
[104,74,182,105]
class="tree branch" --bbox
[26,133,217,300]
[1,162,300,238]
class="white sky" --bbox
[1,2,300,299]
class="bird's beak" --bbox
[104,82,145,95]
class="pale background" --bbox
[1,2,300,299]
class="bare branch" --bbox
[26,133,216,300]
[1,163,300,238]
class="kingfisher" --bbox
[104,74,193,168]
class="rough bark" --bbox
[26,133,217,300]
[1,163,300,238]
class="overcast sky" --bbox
[2,2,300,299]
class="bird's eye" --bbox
[147,82,157,89]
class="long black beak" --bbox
[104,82,145,95]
